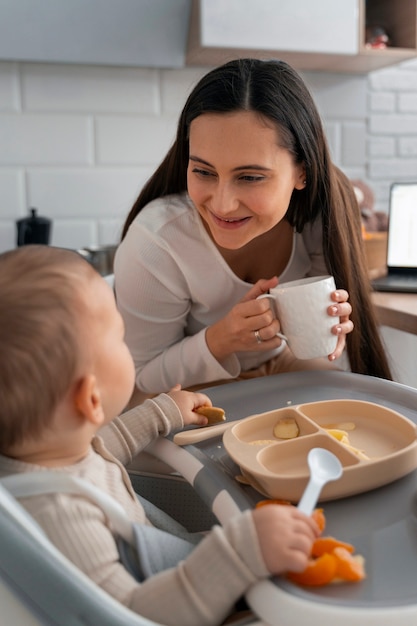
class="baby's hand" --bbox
[167,384,212,427]
[252,504,319,575]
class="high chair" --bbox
[0,482,167,625]
[0,481,265,626]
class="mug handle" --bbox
[256,294,287,342]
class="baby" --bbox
[0,245,318,626]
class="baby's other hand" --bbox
[167,384,212,426]
[252,504,319,575]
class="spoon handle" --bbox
[297,477,323,516]
[173,419,241,445]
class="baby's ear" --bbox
[74,374,105,426]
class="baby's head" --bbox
[0,245,135,456]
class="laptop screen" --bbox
[387,182,417,268]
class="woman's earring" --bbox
[303,179,307,185]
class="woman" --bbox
[115,58,392,400]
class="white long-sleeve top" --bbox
[115,193,328,393]
[0,395,268,626]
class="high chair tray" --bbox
[152,371,417,625]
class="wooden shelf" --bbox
[358,0,417,72]
[186,46,417,74]
[187,0,417,74]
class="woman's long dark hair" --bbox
[121,58,392,380]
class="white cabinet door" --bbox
[199,0,359,55]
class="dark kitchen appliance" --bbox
[16,208,52,246]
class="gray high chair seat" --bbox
[0,482,165,626]
[0,481,264,625]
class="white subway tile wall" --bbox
[1,59,417,250]
[1,58,416,386]
[0,60,368,253]
[368,58,417,210]
[2,57,417,253]
[0,62,205,252]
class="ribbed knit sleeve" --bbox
[127,510,269,626]
[99,394,183,465]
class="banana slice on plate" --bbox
[273,417,300,439]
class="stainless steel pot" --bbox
[77,245,117,276]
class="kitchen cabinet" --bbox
[0,0,191,68]
[187,0,417,73]
[0,0,415,73]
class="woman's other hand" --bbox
[328,289,353,361]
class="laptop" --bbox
[372,182,417,293]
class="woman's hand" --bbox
[328,288,354,361]
[205,277,284,361]
[167,384,212,426]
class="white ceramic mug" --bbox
[257,275,338,360]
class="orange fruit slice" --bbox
[255,501,326,533]
[287,553,337,586]
[311,536,354,558]
[255,499,292,508]
[333,546,366,582]
[311,508,326,533]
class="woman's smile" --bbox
[210,211,252,229]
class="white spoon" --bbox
[297,447,343,515]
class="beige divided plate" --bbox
[222,399,417,502]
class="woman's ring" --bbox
[254,329,263,344]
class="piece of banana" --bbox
[195,406,226,424]
[325,427,370,460]
[273,417,300,439]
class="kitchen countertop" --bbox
[371,291,417,335]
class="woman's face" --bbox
[187,110,305,250]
